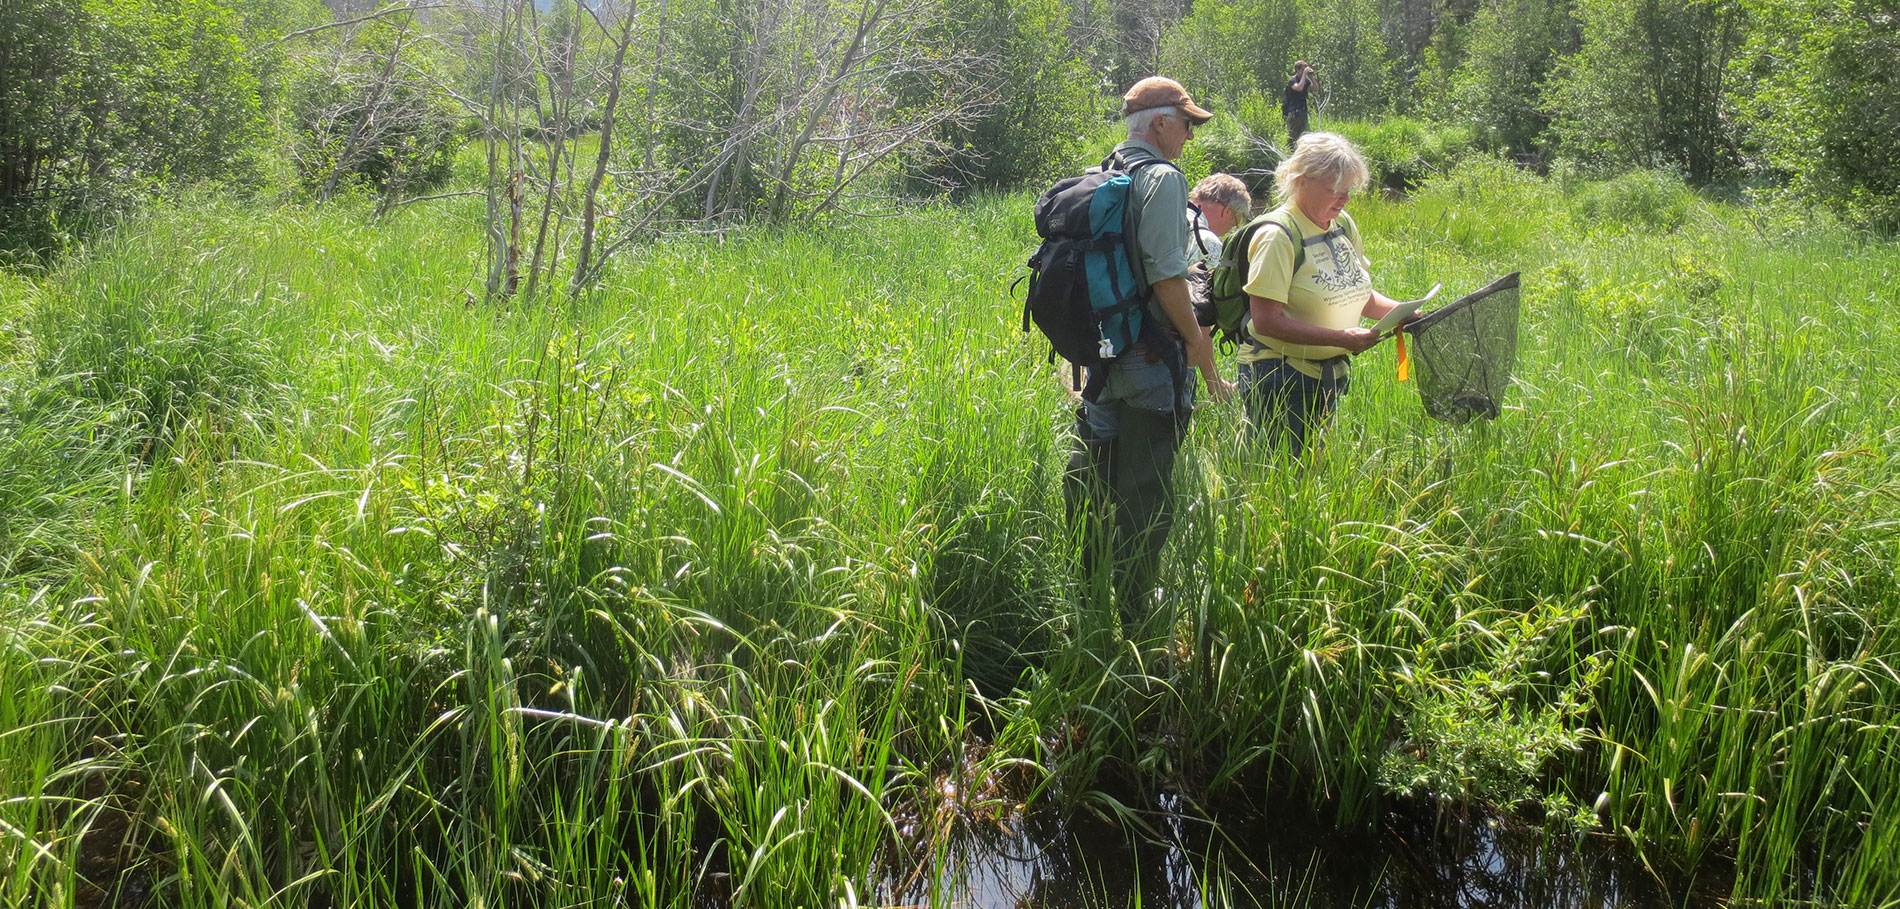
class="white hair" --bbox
[1274,131,1370,201]
[1124,105,1179,136]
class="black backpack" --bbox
[1018,153,1178,397]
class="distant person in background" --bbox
[1283,61,1317,146]
[1240,132,1411,456]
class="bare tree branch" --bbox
[380,188,488,212]
[268,2,447,48]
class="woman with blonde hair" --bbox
[1237,131,1411,455]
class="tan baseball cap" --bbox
[1120,76,1214,125]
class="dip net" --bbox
[1406,272,1521,424]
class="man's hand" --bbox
[1153,275,1233,401]
[1204,373,1237,403]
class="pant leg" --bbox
[1064,406,1114,586]
[1108,402,1189,621]
[1241,358,1345,457]
[1240,358,1302,453]
[1065,398,1190,625]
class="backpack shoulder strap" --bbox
[1335,209,1363,259]
[1245,209,1305,272]
[1106,152,1182,302]
[1105,147,1181,177]
[1187,202,1210,260]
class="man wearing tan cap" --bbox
[1066,76,1235,628]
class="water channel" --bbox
[876,792,1717,908]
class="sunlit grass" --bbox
[3,164,1898,906]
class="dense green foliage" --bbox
[3,0,1900,898]
[1742,0,1900,232]
[284,17,464,199]
[0,0,261,253]
[5,0,1900,258]
[1544,0,1749,181]
[4,164,1900,905]
[1420,0,1568,158]
[903,0,1101,192]
[1181,109,1480,199]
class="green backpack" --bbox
[1204,208,1303,346]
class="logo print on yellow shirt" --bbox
[1310,229,1365,295]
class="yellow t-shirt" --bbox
[1238,205,1374,377]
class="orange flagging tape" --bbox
[1396,330,1410,382]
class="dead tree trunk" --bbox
[571,1,641,294]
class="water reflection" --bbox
[881,792,1699,908]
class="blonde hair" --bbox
[1190,173,1253,217]
[1273,132,1369,202]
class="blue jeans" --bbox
[1240,357,1348,457]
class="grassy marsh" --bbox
[3,163,1899,906]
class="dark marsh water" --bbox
[877,792,1716,908]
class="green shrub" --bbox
[1405,154,1552,208]
[285,23,463,199]
[1569,168,1699,232]
[903,0,1100,192]
[0,0,262,255]
[1183,113,1482,202]
[1382,155,1569,257]
[1378,599,1604,824]
[1331,117,1481,192]
[1178,95,1284,199]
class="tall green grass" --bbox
[2,163,1898,906]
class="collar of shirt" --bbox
[1281,202,1339,237]
[1116,138,1167,162]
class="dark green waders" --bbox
[1063,401,1193,629]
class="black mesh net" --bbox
[1406,272,1521,424]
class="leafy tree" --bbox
[0,0,85,252]
[1544,0,1747,181]
[285,16,465,200]
[1378,0,1457,107]
[1296,0,1396,118]
[1074,0,1189,91]
[908,0,1100,191]
[94,0,264,181]
[1166,0,1394,122]
[1160,0,1301,108]
[1438,0,1573,157]
[1409,16,1464,118]
[1742,0,1900,232]
[0,0,260,253]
